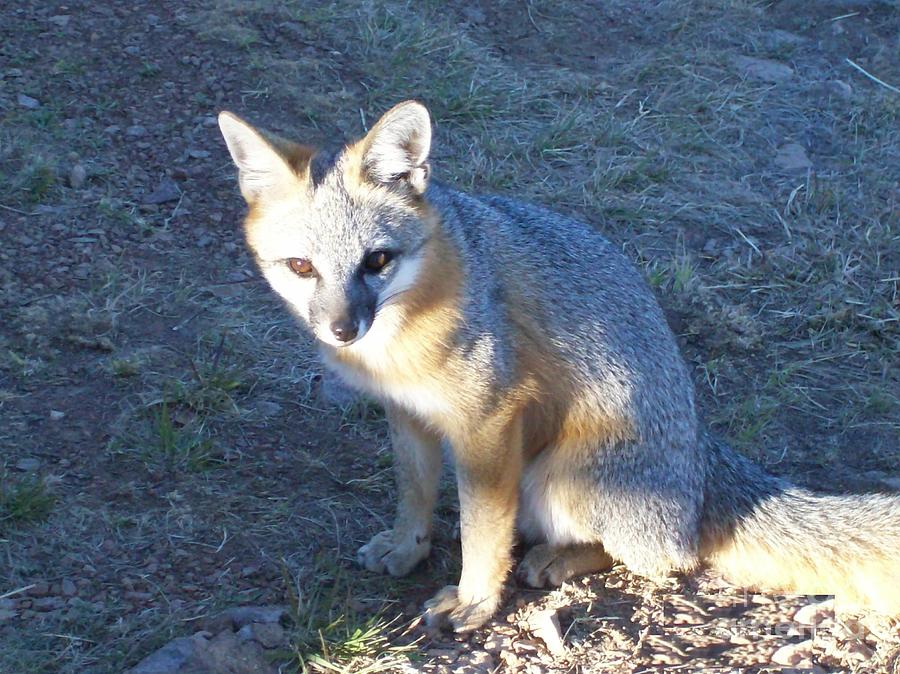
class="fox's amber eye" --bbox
[287,258,315,277]
[364,250,393,273]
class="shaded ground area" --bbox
[1,1,898,672]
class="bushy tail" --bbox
[699,434,900,615]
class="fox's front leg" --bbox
[425,414,521,632]
[358,405,442,576]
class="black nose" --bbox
[330,319,359,342]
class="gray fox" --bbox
[218,101,900,632]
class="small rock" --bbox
[49,15,70,28]
[68,165,87,190]
[126,125,148,139]
[462,651,495,672]
[17,93,40,109]
[5,68,23,78]
[527,608,565,656]
[50,409,66,420]
[824,79,852,99]
[319,373,363,407]
[187,149,210,159]
[734,56,794,83]
[61,578,77,597]
[499,650,521,669]
[843,640,874,663]
[0,609,17,622]
[196,234,213,248]
[482,633,512,654]
[254,401,282,418]
[203,605,288,633]
[143,177,181,205]
[237,622,286,648]
[198,630,272,673]
[771,640,813,666]
[793,599,833,626]
[426,648,460,662]
[775,143,812,171]
[762,29,806,48]
[15,458,40,472]
[129,636,196,674]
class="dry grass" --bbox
[1,0,897,672]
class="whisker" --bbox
[375,285,415,313]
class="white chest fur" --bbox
[323,355,451,423]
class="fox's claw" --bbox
[357,529,430,577]
[423,585,499,632]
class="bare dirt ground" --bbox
[1,1,898,672]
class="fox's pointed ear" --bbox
[360,101,431,194]
[217,111,299,204]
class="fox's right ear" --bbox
[217,112,298,204]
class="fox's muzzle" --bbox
[313,278,376,347]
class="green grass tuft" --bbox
[0,476,55,530]
[280,558,416,673]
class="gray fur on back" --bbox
[425,182,708,572]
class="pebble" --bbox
[236,621,285,648]
[15,457,41,471]
[68,165,87,190]
[843,640,874,662]
[17,93,40,109]
[527,608,565,656]
[482,632,513,654]
[771,640,813,666]
[203,605,288,633]
[824,79,852,99]
[793,599,833,626]
[254,401,282,418]
[775,143,812,171]
[50,409,66,420]
[61,579,77,597]
[734,56,794,83]
[126,125,148,138]
[143,176,181,205]
[49,15,70,28]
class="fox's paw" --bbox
[517,545,571,588]
[423,585,500,633]
[357,529,430,577]
[517,543,614,588]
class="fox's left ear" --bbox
[218,111,300,204]
[360,101,431,194]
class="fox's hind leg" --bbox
[519,438,703,582]
[517,542,614,588]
